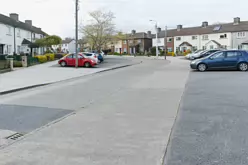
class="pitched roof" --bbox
[153,21,248,38]
[125,32,152,39]
[62,38,74,44]
[0,13,47,35]
[206,40,221,46]
[179,42,192,47]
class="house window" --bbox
[124,48,127,53]
[210,45,214,49]
[176,37,181,41]
[7,45,12,54]
[17,46,21,54]
[167,38,172,42]
[17,29,21,37]
[40,35,43,38]
[193,46,197,51]
[192,36,197,40]
[176,47,179,51]
[115,48,119,52]
[202,46,206,50]
[220,34,227,39]
[167,47,172,52]
[202,35,208,40]
[237,32,246,38]
[33,33,35,40]
[123,40,127,44]
[138,39,141,43]
[27,32,30,39]
[6,26,11,35]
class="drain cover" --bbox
[5,133,24,140]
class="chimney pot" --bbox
[9,13,19,21]
[25,20,32,26]
[177,25,183,31]
[131,30,136,35]
[202,21,208,27]
[234,17,240,25]
[157,27,161,33]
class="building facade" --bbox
[153,17,248,53]
[0,13,46,55]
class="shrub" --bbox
[167,52,175,56]
[107,52,113,55]
[44,53,55,61]
[13,61,22,67]
[45,49,53,54]
[35,55,47,63]
[113,52,120,55]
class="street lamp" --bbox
[150,20,159,58]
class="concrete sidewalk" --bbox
[0,58,140,94]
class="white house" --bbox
[153,17,248,53]
[52,38,84,53]
[0,13,46,55]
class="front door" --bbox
[0,45,4,54]
[208,51,226,68]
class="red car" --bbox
[58,53,97,67]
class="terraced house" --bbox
[153,17,248,53]
[0,13,46,55]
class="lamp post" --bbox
[150,20,158,58]
[75,0,79,68]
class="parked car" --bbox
[189,50,206,60]
[190,50,248,72]
[81,52,99,64]
[186,50,202,59]
[58,53,97,67]
[196,49,222,59]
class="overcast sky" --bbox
[1,0,247,38]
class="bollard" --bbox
[10,58,14,71]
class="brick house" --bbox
[121,30,152,54]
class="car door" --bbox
[66,54,74,66]
[224,51,240,68]
[207,51,226,68]
[77,54,84,66]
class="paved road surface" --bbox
[165,71,248,165]
[0,57,189,165]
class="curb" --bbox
[0,61,142,95]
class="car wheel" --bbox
[197,63,207,72]
[84,62,90,68]
[238,62,248,71]
[60,61,67,67]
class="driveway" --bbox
[165,71,248,165]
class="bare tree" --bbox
[81,10,116,51]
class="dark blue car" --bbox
[190,50,248,72]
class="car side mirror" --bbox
[209,56,213,60]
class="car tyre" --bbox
[238,62,248,71]
[60,61,67,67]
[197,63,207,72]
[84,62,91,68]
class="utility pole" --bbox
[164,26,167,60]
[155,23,158,58]
[75,0,79,68]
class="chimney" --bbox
[9,13,19,21]
[25,20,32,26]
[177,25,183,31]
[131,30,136,35]
[234,17,240,25]
[202,21,208,27]
[157,27,161,33]
[147,31,152,38]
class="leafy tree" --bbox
[35,35,62,48]
[81,10,116,51]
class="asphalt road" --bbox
[0,57,189,165]
[165,71,248,165]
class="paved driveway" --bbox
[165,71,248,165]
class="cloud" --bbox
[1,0,247,38]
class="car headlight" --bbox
[191,60,197,64]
